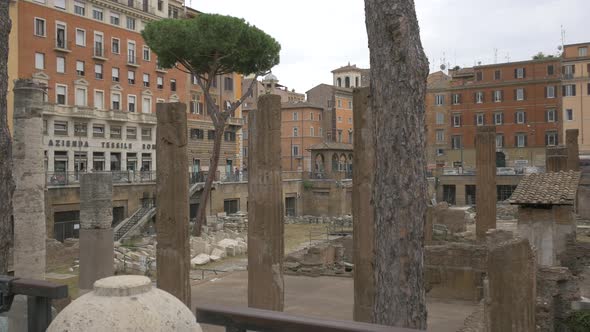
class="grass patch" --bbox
[284,223,328,253]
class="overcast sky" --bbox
[193,0,589,93]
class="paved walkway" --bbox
[191,271,476,332]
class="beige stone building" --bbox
[561,42,590,155]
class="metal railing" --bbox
[93,46,106,58]
[127,55,139,65]
[195,303,419,332]
[0,276,68,332]
[54,39,72,51]
[46,171,156,186]
[190,171,248,184]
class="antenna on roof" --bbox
[505,53,511,63]
[494,48,498,64]
[561,25,566,49]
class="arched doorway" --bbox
[315,153,325,174]
[345,76,351,88]
[339,154,347,171]
[332,154,339,172]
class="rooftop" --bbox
[308,142,353,151]
[281,102,324,110]
[331,63,368,74]
[508,171,581,205]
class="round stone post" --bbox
[247,94,284,311]
[155,102,191,306]
[12,79,46,279]
[475,126,497,240]
[79,173,114,291]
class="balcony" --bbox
[122,0,156,15]
[127,55,140,67]
[46,171,156,187]
[93,46,108,61]
[54,39,72,53]
[227,117,244,126]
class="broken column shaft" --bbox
[546,146,568,172]
[566,129,580,171]
[247,94,284,311]
[12,79,46,279]
[79,173,114,290]
[155,102,191,306]
[475,126,497,240]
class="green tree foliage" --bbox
[142,14,280,236]
[532,52,554,60]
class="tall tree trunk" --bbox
[365,0,429,329]
[193,122,225,236]
[0,0,14,275]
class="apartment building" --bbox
[561,42,590,155]
[281,102,325,172]
[444,58,562,169]
[425,71,451,171]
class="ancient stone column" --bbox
[486,238,535,331]
[352,87,375,322]
[79,173,114,290]
[475,126,496,240]
[12,79,46,279]
[248,94,284,311]
[546,146,568,172]
[156,103,190,306]
[566,129,580,171]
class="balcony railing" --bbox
[54,39,72,52]
[189,171,248,184]
[46,171,156,187]
[127,55,139,66]
[93,46,107,59]
[195,303,418,332]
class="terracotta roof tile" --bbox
[508,171,581,205]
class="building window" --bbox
[515,67,525,79]
[566,109,573,121]
[319,128,323,137]
[74,1,85,15]
[451,136,462,150]
[436,112,444,124]
[157,76,163,89]
[224,131,236,142]
[94,90,104,110]
[190,129,204,140]
[516,133,527,148]
[223,199,239,215]
[546,86,556,98]
[92,124,105,138]
[293,112,298,121]
[143,46,150,61]
[516,88,525,101]
[475,92,484,104]
[190,95,203,114]
[56,23,67,49]
[34,18,46,37]
[127,127,137,139]
[547,64,554,75]
[56,85,67,105]
[34,53,45,70]
[496,134,504,148]
[128,71,136,85]
[224,77,233,91]
[493,90,503,102]
[111,93,121,110]
[494,112,503,125]
[310,112,314,121]
[310,127,315,137]
[168,5,179,18]
[143,73,150,87]
[54,121,68,136]
[111,38,120,54]
[563,64,575,78]
[436,129,444,142]
[141,97,151,114]
[337,99,342,108]
[110,126,122,139]
[92,7,103,21]
[110,12,120,26]
[452,93,461,105]
[516,111,526,124]
[56,56,65,73]
[170,79,176,92]
[158,0,163,11]
[112,67,119,82]
[127,42,136,63]
[546,109,556,123]
[75,29,86,46]
[74,122,87,137]
[293,127,298,137]
[94,63,103,79]
[54,0,65,9]
[436,148,444,156]
[476,113,485,126]
[579,47,588,57]
[348,101,352,109]
[452,114,461,127]
[75,87,87,106]
[292,145,299,156]
[494,70,501,80]
[435,94,445,105]
[128,95,136,112]
[563,84,576,97]
[348,117,352,124]
[546,131,558,146]
[126,17,136,30]
[207,130,215,140]
[476,71,483,81]
[141,128,152,140]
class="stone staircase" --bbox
[114,205,156,241]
